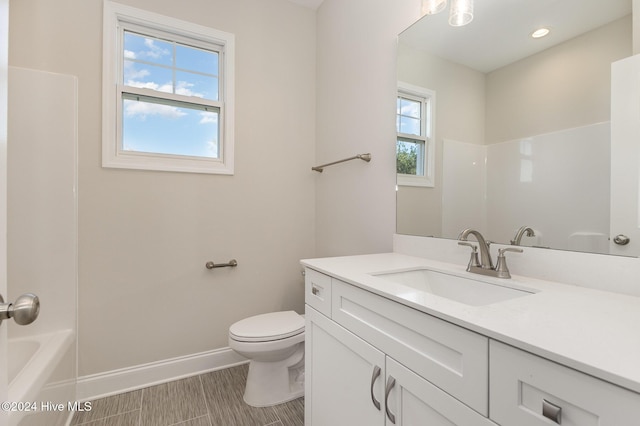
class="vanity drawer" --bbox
[490,340,640,426]
[331,279,489,416]
[305,268,332,317]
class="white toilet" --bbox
[228,310,305,407]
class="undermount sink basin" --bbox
[371,268,534,306]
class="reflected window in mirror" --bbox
[397,82,435,187]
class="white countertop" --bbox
[301,253,640,394]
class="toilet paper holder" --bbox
[205,259,238,269]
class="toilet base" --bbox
[243,343,305,407]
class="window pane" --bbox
[399,98,421,119]
[123,60,173,93]
[176,44,218,75]
[175,70,218,101]
[399,116,421,136]
[124,32,173,67]
[397,139,425,176]
[122,95,220,158]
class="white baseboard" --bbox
[76,347,247,401]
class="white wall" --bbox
[9,0,316,377]
[314,0,421,256]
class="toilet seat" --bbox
[229,311,304,342]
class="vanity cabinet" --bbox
[331,278,489,415]
[305,307,385,425]
[304,267,640,426]
[306,307,496,426]
[384,356,496,425]
[305,269,496,426]
[490,340,640,425]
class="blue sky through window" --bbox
[122,31,220,158]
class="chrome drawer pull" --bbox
[370,366,381,410]
[542,399,562,424]
[311,285,320,296]
[385,376,396,424]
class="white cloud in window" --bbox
[124,50,137,59]
[125,80,168,92]
[199,111,218,125]
[124,101,186,120]
[124,80,204,98]
[175,81,203,98]
[142,38,170,59]
[206,140,219,158]
[123,65,150,81]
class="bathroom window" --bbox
[102,1,235,174]
[396,83,435,187]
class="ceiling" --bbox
[400,0,632,73]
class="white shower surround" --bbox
[442,122,611,253]
[7,67,78,425]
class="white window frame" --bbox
[102,1,235,174]
[397,82,435,187]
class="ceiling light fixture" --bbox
[531,27,551,39]
[449,0,474,27]
[421,0,474,27]
[421,0,447,15]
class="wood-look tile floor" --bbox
[71,364,304,426]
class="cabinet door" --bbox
[332,279,489,415]
[385,358,497,426]
[305,306,386,426]
[490,341,640,426]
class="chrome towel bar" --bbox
[205,259,238,269]
[312,153,371,172]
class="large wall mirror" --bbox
[396,0,639,256]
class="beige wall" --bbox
[9,0,316,376]
[314,0,420,256]
[486,16,632,144]
[396,43,486,237]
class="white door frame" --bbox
[0,0,11,422]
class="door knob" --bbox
[613,234,630,245]
[0,293,40,326]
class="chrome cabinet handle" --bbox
[542,399,562,424]
[385,375,396,424]
[0,293,40,326]
[370,366,381,410]
[311,285,320,296]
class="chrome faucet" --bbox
[458,228,494,269]
[511,226,535,245]
[458,228,522,278]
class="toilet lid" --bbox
[229,311,305,342]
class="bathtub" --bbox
[8,329,75,424]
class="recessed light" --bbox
[531,27,551,39]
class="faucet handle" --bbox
[458,241,477,250]
[495,247,523,278]
[498,247,523,255]
[458,242,481,270]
